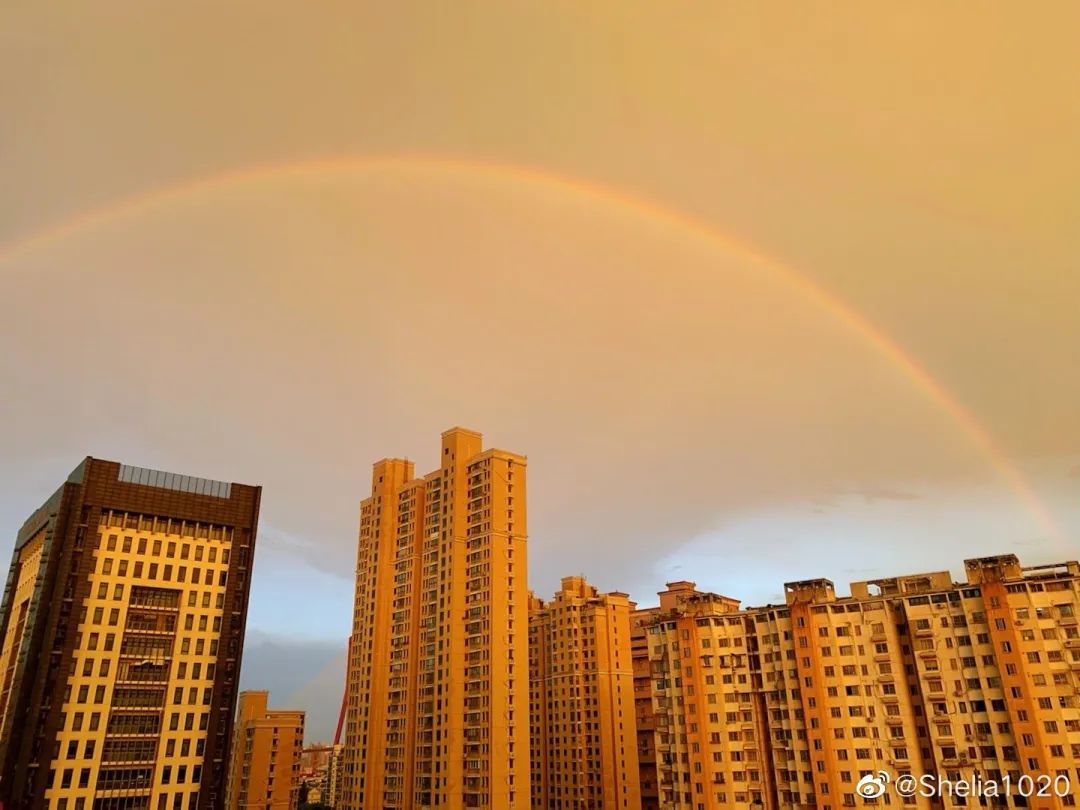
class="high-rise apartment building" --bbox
[528,576,640,809]
[631,585,700,810]
[0,458,260,810]
[341,428,528,809]
[224,691,303,810]
[325,743,344,808]
[642,555,1080,810]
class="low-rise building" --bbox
[225,690,304,810]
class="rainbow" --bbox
[0,153,1061,543]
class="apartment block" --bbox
[0,458,260,810]
[325,743,344,808]
[341,428,528,809]
[528,576,640,809]
[632,606,660,810]
[642,555,1080,810]
[224,691,303,810]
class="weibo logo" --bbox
[855,771,890,800]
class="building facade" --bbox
[325,743,344,808]
[632,582,716,810]
[528,576,640,809]
[631,606,660,810]
[0,458,261,810]
[642,555,1080,810]
[224,691,303,810]
[341,428,528,809]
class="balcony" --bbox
[940,756,968,768]
[116,662,170,685]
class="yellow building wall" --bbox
[0,529,46,732]
[342,429,529,810]
[225,691,304,810]
[44,515,233,810]
[645,557,1080,810]
[529,576,640,809]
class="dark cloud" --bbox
[240,631,346,742]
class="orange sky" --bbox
[2,1,1078,739]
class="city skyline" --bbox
[1,448,1078,810]
[3,1,1079,747]
[3,447,1077,745]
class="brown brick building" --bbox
[0,458,260,810]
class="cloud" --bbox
[809,487,922,514]
[652,478,1080,609]
[852,487,922,503]
[258,522,353,581]
[245,549,354,641]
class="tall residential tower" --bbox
[0,458,261,810]
[341,428,528,809]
